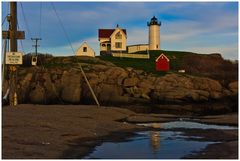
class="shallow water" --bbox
[138,121,238,130]
[84,120,237,159]
[84,130,217,159]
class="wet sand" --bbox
[2,104,238,159]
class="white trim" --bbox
[155,53,170,62]
[110,28,126,39]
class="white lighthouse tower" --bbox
[148,16,161,50]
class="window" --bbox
[115,32,122,39]
[115,42,122,48]
[83,47,87,52]
[156,45,158,49]
[102,44,106,47]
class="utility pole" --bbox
[2,2,25,106]
[9,2,18,106]
[31,38,41,56]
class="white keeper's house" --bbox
[98,25,127,56]
[98,16,161,57]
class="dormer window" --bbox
[115,32,122,39]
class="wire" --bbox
[2,3,24,53]
[2,3,10,27]
[16,18,25,54]
[39,2,42,38]
[19,2,32,38]
[2,15,9,26]
[50,2,75,54]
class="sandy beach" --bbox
[2,104,238,159]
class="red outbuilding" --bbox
[155,53,170,71]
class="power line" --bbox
[31,38,42,56]
[50,2,75,54]
[19,2,32,38]
[49,3,99,107]
[2,3,10,27]
[2,15,9,27]
[17,22,25,53]
[39,2,42,38]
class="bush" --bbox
[23,53,53,67]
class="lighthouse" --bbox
[148,16,161,50]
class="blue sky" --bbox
[1,2,238,60]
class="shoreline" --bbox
[2,104,238,159]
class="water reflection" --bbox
[150,131,160,152]
[83,121,234,159]
[84,130,216,159]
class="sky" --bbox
[1,2,239,60]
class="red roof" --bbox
[156,53,170,62]
[98,29,127,38]
[156,53,170,71]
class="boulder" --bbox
[210,91,222,99]
[147,75,157,83]
[105,67,128,84]
[193,77,222,92]
[61,70,82,103]
[134,69,144,75]
[29,84,46,104]
[152,88,210,103]
[229,81,238,94]
[18,73,33,103]
[141,93,150,100]
[137,80,154,89]
[123,77,139,87]
[86,72,98,79]
[98,72,107,82]
[152,74,224,102]
[91,83,131,105]
[91,64,108,72]
[42,72,58,103]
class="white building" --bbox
[148,16,161,50]
[127,16,161,53]
[127,44,149,53]
[98,25,127,55]
[75,42,95,57]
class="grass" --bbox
[42,56,106,68]
[36,50,206,76]
[99,50,196,76]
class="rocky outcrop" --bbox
[29,84,46,104]
[151,74,227,103]
[229,81,238,94]
[10,61,237,114]
[18,73,33,103]
[61,69,82,104]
